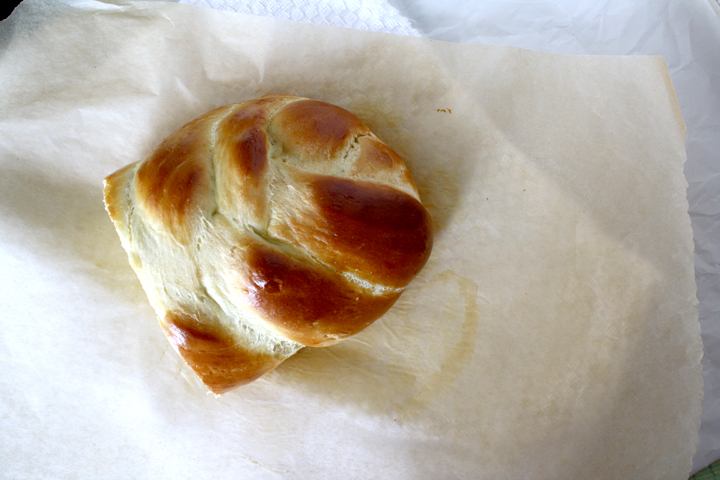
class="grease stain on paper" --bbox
[395,269,480,419]
[273,269,480,421]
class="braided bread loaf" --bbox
[103,95,433,394]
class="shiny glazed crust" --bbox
[103,95,433,394]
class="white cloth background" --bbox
[180,0,420,36]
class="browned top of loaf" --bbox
[105,94,433,391]
[132,94,432,297]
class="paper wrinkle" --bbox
[0,0,706,478]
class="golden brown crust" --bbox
[230,237,402,347]
[268,173,433,289]
[213,98,286,225]
[133,107,229,242]
[352,136,420,191]
[104,94,433,392]
[269,99,370,163]
[161,312,284,394]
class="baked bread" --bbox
[103,94,433,394]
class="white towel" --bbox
[178,0,421,37]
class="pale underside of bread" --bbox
[103,95,433,394]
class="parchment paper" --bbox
[0,1,703,478]
[173,0,720,471]
[388,1,720,473]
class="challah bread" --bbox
[103,94,433,394]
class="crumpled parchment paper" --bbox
[0,1,703,478]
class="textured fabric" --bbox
[179,0,420,37]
